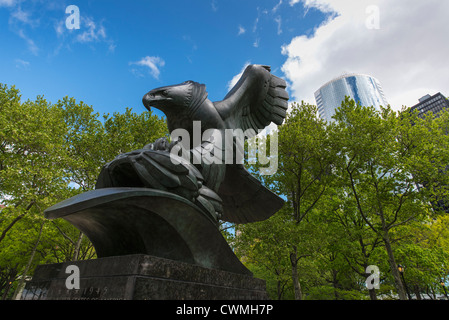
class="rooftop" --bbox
[315,73,382,94]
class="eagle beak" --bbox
[142,90,162,111]
[142,88,171,111]
[142,91,156,110]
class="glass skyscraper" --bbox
[314,74,388,122]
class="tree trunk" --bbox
[277,280,282,300]
[72,232,84,261]
[13,221,45,299]
[414,285,422,300]
[331,269,341,300]
[0,201,35,244]
[383,232,407,300]
[368,288,378,300]
[290,249,303,300]
[1,267,18,300]
[291,263,303,300]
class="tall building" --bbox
[314,73,388,122]
[410,92,449,213]
[410,92,449,118]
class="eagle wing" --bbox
[215,64,289,136]
[211,65,288,223]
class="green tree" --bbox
[235,211,294,300]
[391,216,449,299]
[314,189,384,300]
[0,83,168,299]
[235,98,449,300]
[54,99,168,262]
[0,84,70,298]
[102,107,169,160]
[329,97,449,300]
[237,102,336,300]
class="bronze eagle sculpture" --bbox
[95,64,289,225]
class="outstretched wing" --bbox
[211,65,287,223]
[215,64,289,135]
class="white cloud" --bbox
[211,0,218,12]
[0,0,16,7]
[238,25,246,36]
[108,43,117,53]
[274,16,282,35]
[15,58,29,69]
[253,16,259,33]
[6,5,40,55]
[11,7,29,22]
[282,0,449,110]
[70,16,115,52]
[130,56,166,80]
[76,17,106,43]
[272,0,283,13]
[253,37,260,48]
[54,20,64,37]
[17,29,38,55]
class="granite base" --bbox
[21,254,269,300]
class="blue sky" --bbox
[0,0,328,118]
[1,0,448,119]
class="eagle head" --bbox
[143,81,206,115]
[143,80,209,134]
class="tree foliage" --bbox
[236,99,449,300]
[0,84,168,299]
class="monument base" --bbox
[21,254,269,300]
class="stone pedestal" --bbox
[21,254,269,300]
